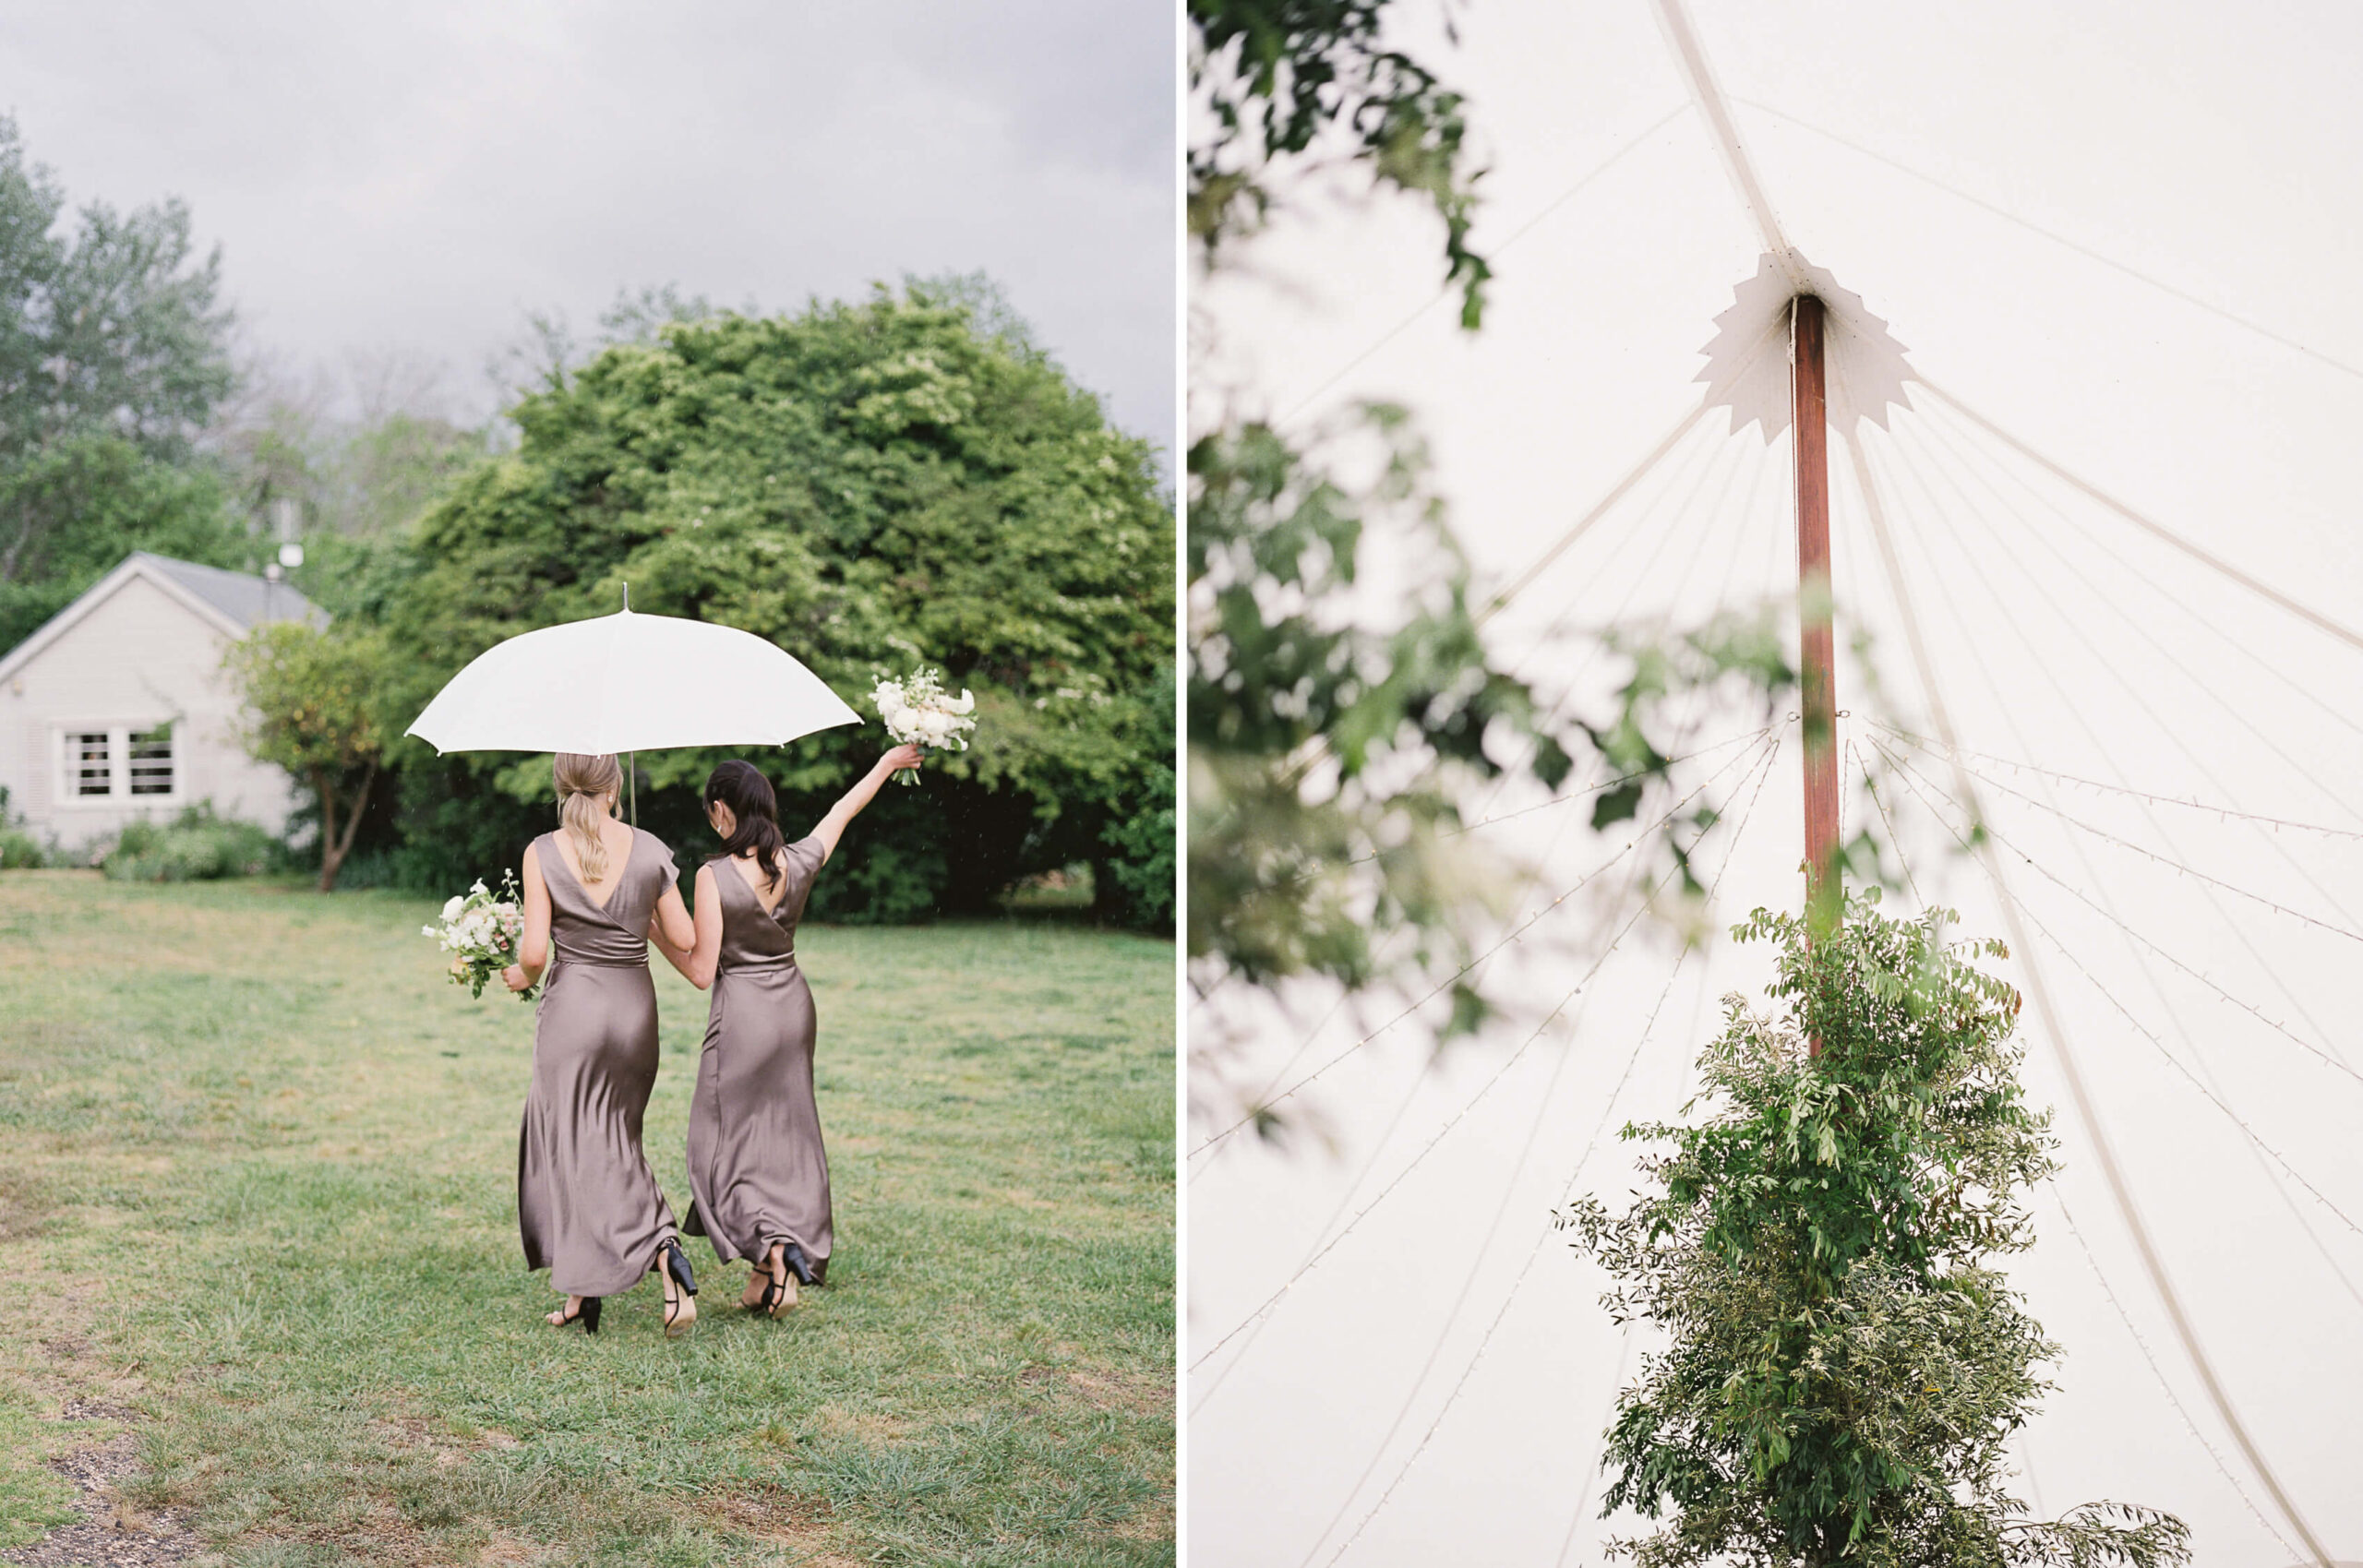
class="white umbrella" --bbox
[406,601,862,816]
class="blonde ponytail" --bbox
[553,752,623,883]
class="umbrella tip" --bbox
[621,582,630,613]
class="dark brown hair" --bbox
[703,760,784,887]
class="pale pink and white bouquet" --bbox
[870,665,977,784]
[422,872,535,1000]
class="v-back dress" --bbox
[683,837,834,1283]
[518,827,681,1298]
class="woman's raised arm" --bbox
[810,744,926,863]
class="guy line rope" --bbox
[1187,736,1779,1377]
[1313,732,1784,1566]
[1193,721,1642,1416]
[1872,744,2363,1243]
[1866,410,2363,1010]
[1852,438,2363,1316]
[1841,396,2338,1567]
[1906,393,2363,761]
[1189,735,1775,1160]
[1873,400,2363,1084]
[1868,723,2363,844]
[1901,394,2363,870]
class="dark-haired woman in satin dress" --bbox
[653,745,921,1315]
[502,750,703,1336]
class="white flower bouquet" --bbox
[423,872,535,1000]
[870,665,978,784]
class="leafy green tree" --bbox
[1566,893,2189,1568]
[1192,0,1492,325]
[0,434,241,649]
[377,289,1172,924]
[904,270,1048,360]
[0,116,234,459]
[0,114,244,649]
[224,622,390,892]
[1107,663,1178,928]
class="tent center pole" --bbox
[1793,293,1840,1031]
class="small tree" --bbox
[1567,892,2189,1568]
[225,622,387,892]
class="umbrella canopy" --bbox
[405,606,863,756]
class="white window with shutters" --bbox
[54,721,183,808]
[70,729,113,796]
[128,724,174,796]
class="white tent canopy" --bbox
[1191,3,2363,1564]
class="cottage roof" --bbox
[126,552,326,635]
[0,551,327,688]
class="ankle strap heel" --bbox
[660,1238,699,1338]
[663,1237,699,1297]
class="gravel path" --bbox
[1,1403,198,1568]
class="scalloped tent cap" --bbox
[1696,251,1916,442]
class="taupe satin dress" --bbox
[683,837,834,1283]
[518,828,681,1298]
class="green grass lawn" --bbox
[0,871,1173,1566]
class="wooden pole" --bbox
[1793,296,1841,964]
[621,583,637,828]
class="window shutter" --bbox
[72,731,112,796]
[129,724,174,796]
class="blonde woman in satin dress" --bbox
[653,745,921,1315]
[502,751,703,1336]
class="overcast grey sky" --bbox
[0,0,1174,455]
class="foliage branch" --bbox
[1188,407,1797,1130]
[1565,892,2189,1568]
[1186,0,1822,1134]
[1191,0,1493,326]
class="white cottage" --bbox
[0,552,324,849]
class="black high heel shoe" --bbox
[748,1258,783,1316]
[749,1243,796,1318]
[661,1238,699,1338]
[551,1296,602,1335]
